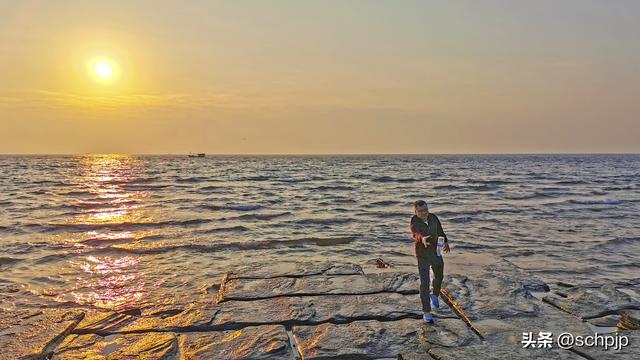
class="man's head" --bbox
[413,200,429,220]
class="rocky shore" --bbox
[1,252,638,359]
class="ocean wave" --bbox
[28,189,49,195]
[80,233,166,246]
[197,204,263,212]
[555,180,589,185]
[450,216,473,223]
[175,177,212,183]
[198,225,251,234]
[311,185,355,191]
[371,176,423,183]
[450,243,485,250]
[568,199,623,206]
[433,185,459,191]
[97,178,132,186]
[239,175,271,181]
[60,190,91,197]
[92,236,357,254]
[295,217,354,225]
[197,185,223,192]
[594,237,640,248]
[432,208,517,220]
[433,184,497,191]
[34,252,79,264]
[122,184,171,191]
[30,179,69,187]
[363,211,407,218]
[277,178,310,183]
[466,179,514,185]
[41,218,212,232]
[502,192,555,200]
[602,185,635,191]
[505,249,536,257]
[0,256,22,267]
[331,198,358,204]
[74,199,139,209]
[369,200,401,206]
[230,211,292,221]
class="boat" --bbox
[188,153,206,158]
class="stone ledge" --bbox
[3,256,639,359]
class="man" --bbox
[409,200,450,324]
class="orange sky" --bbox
[1,1,639,154]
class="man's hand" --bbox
[421,235,432,248]
[443,242,450,253]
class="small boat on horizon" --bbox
[188,153,206,158]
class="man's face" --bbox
[416,205,429,220]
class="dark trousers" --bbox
[417,255,444,313]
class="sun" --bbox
[87,57,119,84]
[95,62,113,78]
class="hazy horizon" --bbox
[2,0,639,154]
[2,152,639,156]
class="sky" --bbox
[1,0,639,154]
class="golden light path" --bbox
[66,155,152,309]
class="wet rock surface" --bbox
[4,256,640,359]
[427,343,586,359]
[213,292,459,329]
[227,262,364,279]
[0,308,84,360]
[619,310,640,330]
[293,318,479,359]
[543,284,640,319]
[215,271,420,302]
[53,332,178,359]
[180,325,291,359]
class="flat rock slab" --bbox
[436,330,640,359]
[426,296,603,360]
[52,332,178,359]
[227,261,364,279]
[428,309,591,359]
[14,256,636,359]
[74,303,219,335]
[587,315,621,327]
[179,325,291,359]
[442,273,540,321]
[543,284,640,320]
[427,343,584,359]
[292,318,479,359]
[213,292,456,329]
[74,292,455,335]
[217,272,419,303]
[0,309,84,360]
[570,330,640,360]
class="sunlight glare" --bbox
[95,62,113,78]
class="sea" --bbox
[0,154,638,311]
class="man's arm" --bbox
[410,221,431,245]
[409,222,423,243]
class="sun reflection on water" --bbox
[66,155,154,226]
[71,255,145,309]
[66,155,152,309]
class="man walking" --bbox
[409,200,450,324]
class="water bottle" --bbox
[437,236,445,257]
